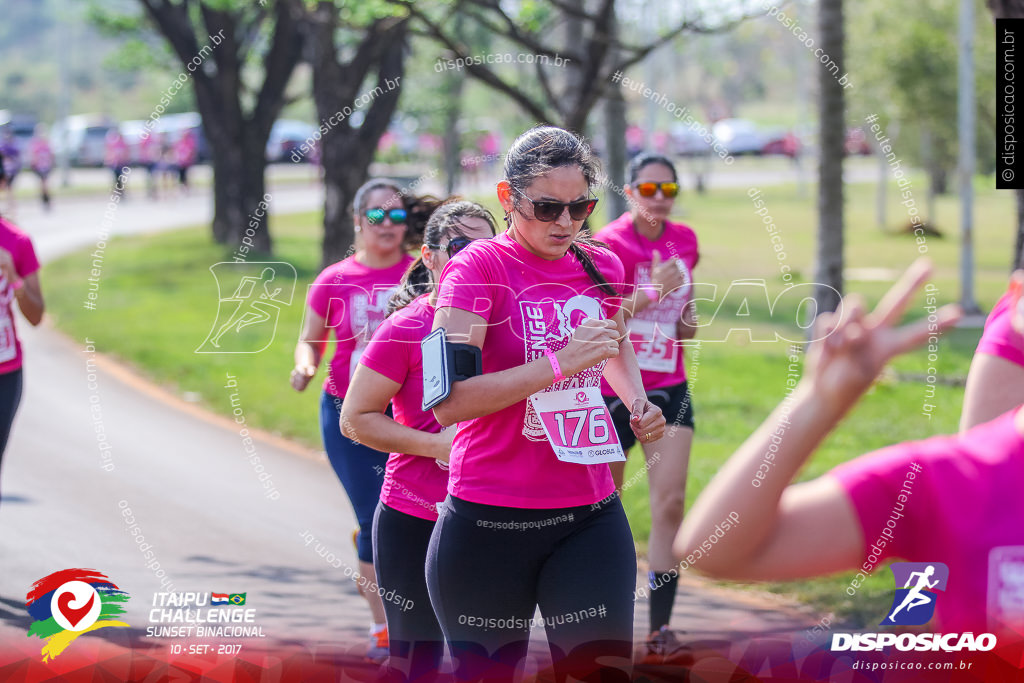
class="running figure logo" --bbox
[197,262,296,353]
[882,562,949,626]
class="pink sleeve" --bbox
[435,245,502,321]
[307,265,337,318]
[830,441,929,568]
[976,292,1024,368]
[14,234,39,279]
[360,314,410,385]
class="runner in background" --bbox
[26,126,53,210]
[961,271,1024,431]
[597,152,698,657]
[174,130,198,195]
[341,200,497,682]
[427,126,665,682]
[104,130,130,194]
[0,213,44,500]
[138,131,161,199]
[291,178,438,661]
[0,131,22,215]
[671,261,1024,635]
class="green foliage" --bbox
[848,0,996,178]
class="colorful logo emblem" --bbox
[882,562,949,626]
[26,569,130,661]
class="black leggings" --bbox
[373,502,444,683]
[426,494,636,682]
[0,369,23,502]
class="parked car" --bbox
[51,115,118,167]
[0,110,37,154]
[711,118,765,156]
[670,121,712,157]
[266,119,317,163]
[761,130,800,158]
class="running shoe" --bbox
[641,626,692,664]
[366,625,389,662]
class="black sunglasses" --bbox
[426,236,474,258]
[364,207,408,225]
[513,188,598,222]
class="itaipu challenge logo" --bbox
[26,569,130,661]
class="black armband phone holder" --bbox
[421,327,482,410]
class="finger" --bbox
[630,398,646,422]
[651,251,662,267]
[889,303,962,357]
[634,407,665,432]
[871,258,933,328]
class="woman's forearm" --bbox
[676,383,848,571]
[294,340,321,369]
[343,410,445,460]
[602,339,646,409]
[433,355,558,426]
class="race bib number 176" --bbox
[529,386,625,465]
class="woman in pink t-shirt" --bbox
[340,200,496,681]
[27,126,54,210]
[427,127,666,681]
[962,272,1024,431]
[597,152,699,653]
[0,215,44,500]
[290,178,436,661]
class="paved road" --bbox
[0,179,822,677]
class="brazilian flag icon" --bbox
[228,593,246,605]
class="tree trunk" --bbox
[442,75,464,196]
[814,0,845,317]
[139,0,302,251]
[603,90,628,221]
[206,122,272,251]
[304,7,408,266]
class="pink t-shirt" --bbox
[434,231,625,509]
[976,290,1024,368]
[360,294,448,521]
[831,408,1024,633]
[27,138,53,172]
[308,254,415,398]
[597,213,699,391]
[0,218,40,375]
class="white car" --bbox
[711,118,765,156]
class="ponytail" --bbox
[570,231,618,298]
[387,257,432,315]
[387,198,498,315]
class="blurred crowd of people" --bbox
[0,126,199,216]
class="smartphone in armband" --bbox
[422,328,483,411]
[422,328,450,411]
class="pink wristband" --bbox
[11,279,23,291]
[641,285,659,303]
[545,349,565,383]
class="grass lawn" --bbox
[44,175,1014,626]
